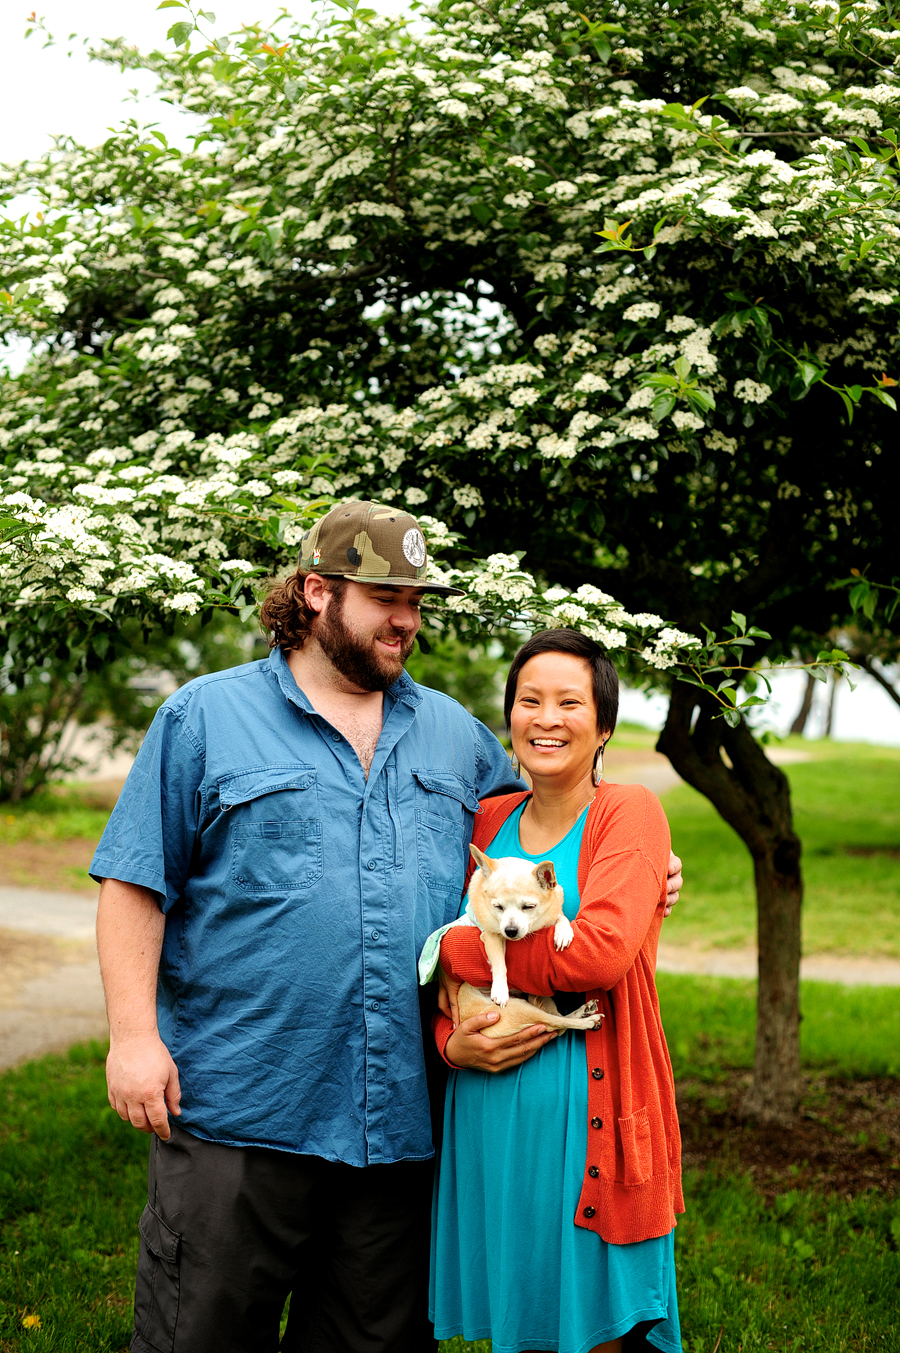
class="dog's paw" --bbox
[553,916,574,951]
[490,982,510,1007]
[571,999,603,1027]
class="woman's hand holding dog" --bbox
[445,1010,559,1072]
[440,966,558,1072]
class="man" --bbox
[94,500,681,1353]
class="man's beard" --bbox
[314,595,416,692]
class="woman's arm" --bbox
[440,787,669,995]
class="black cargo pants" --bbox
[130,1123,439,1353]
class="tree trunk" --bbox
[657,682,803,1123]
[824,671,837,737]
[789,672,816,735]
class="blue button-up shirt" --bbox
[90,646,519,1165]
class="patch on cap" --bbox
[402,527,426,568]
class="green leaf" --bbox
[730,610,747,631]
[848,581,870,611]
[592,34,612,62]
[238,603,257,624]
[797,359,823,388]
[197,8,216,19]
[157,1,186,8]
[837,390,854,423]
[686,388,715,414]
[875,389,897,411]
[167,20,194,45]
[722,707,741,727]
[676,675,714,691]
[652,392,677,422]
[470,202,493,225]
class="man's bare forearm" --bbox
[97,877,165,1037]
[96,877,181,1137]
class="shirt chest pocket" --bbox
[413,769,479,896]
[220,764,323,894]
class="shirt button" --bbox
[588,1166,599,1179]
[331,732,341,742]
[366,859,377,870]
[591,1117,603,1130]
[371,930,380,941]
[583,1206,596,1218]
[592,1067,604,1080]
[370,1001,380,1011]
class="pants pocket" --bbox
[134,1203,182,1353]
[618,1105,653,1186]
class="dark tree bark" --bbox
[789,672,816,735]
[657,683,803,1123]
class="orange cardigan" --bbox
[437,782,684,1247]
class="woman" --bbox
[429,629,683,1353]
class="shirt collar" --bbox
[268,644,422,711]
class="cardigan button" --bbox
[588,1166,599,1179]
[591,1117,602,1129]
[583,1206,596,1218]
[591,1067,604,1079]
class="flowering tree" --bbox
[2,0,898,1118]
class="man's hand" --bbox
[445,1010,558,1073]
[664,850,683,918]
[106,1033,182,1140]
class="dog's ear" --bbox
[533,860,557,892]
[469,844,495,876]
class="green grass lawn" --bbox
[657,973,900,1080]
[0,784,116,847]
[659,740,900,957]
[2,976,898,1352]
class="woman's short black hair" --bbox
[503,628,619,739]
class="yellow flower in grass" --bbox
[22,1313,42,1329]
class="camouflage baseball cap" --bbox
[298,501,464,596]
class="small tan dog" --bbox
[454,844,603,1039]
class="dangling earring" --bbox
[510,752,520,777]
[592,742,606,788]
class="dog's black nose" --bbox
[505,926,520,939]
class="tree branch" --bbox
[848,651,900,712]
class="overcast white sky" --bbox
[0,1,321,166]
[1,5,898,742]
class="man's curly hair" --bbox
[258,571,346,650]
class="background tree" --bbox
[0,613,258,802]
[2,0,898,1118]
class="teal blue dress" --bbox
[429,803,681,1353]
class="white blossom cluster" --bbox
[427,557,705,672]
[0,0,897,682]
